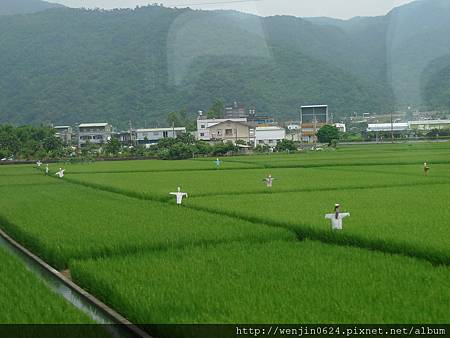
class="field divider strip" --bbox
[187,180,450,198]
[314,166,450,180]
[59,175,450,266]
[225,159,450,168]
[0,227,153,338]
[67,165,265,175]
[66,159,450,176]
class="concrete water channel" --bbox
[0,230,152,338]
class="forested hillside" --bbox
[0,0,449,127]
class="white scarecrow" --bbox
[55,168,65,179]
[36,160,42,168]
[170,187,188,205]
[45,164,49,176]
[263,174,275,188]
[424,162,430,176]
[325,204,350,230]
[214,158,221,169]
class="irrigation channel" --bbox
[0,229,152,338]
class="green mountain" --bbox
[0,0,449,127]
[307,0,450,109]
[0,0,63,16]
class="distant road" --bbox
[339,140,450,145]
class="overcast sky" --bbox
[52,0,416,19]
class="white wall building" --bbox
[78,123,113,146]
[136,127,186,145]
[197,117,248,141]
[334,123,347,133]
[408,120,450,131]
[54,125,73,144]
[255,126,286,147]
[367,123,409,132]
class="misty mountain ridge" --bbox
[0,0,449,127]
[0,0,64,16]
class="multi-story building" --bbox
[247,110,275,126]
[136,127,186,145]
[197,112,248,141]
[54,126,73,144]
[224,102,247,119]
[207,120,255,145]
[300,105,329,143]
[78,123,113,146]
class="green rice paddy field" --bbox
[0,246,93,324]
[0,143,449,327]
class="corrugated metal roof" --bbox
[79,123,110,127]
[206,120,253,128]
[255,126,284,131]
[301,105,328,109]
[367,123,408,132]
[136,128,186,132]
[409,120,450,125]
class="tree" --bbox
[207,99,224,119]
[255,144,270,153]
[177,132,196,145]
[167,111,181,127]
[0,125,20,156]
[43,135,63,153]
[317,125,340,145]
[105,137,121,156]
[275,139,297,152]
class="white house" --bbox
[334,123,347,133]
[255,126,286,147]
[206,120,255,145]
[197,117,248,141]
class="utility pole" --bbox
[313,107,317,148]
[299,106,302,146]
[76,123,81,149]
[390,112,394,143]
[128,120,133,146]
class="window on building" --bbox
[200,133,205,137]
[201,125,205,129]
[163,131,168,138]
[225,129,233,136]
[217,130,222,136]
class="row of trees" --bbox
[0,123,342,161]
[0,125,65,160]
